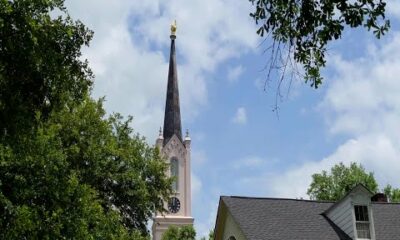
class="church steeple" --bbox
[163,22,182,145]
[152,22,194,240]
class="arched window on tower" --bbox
[170,158,179,192]
[228,236,236,240]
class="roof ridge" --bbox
[224,195,336,203]
[372,201,400,205]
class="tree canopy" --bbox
[307,162,400,202]
[249,0,390,89]
[161,225,196,240]
[383,185,400,203]
[200,229,215,240]
[0,0,172,238]
[0,0,93,139]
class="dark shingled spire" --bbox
[163,34,182,145]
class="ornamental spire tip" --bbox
[171,20,177,36]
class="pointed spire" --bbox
[163,22,182,145]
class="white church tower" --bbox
[152,22,194,240]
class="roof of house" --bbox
[220,196,400,240]
[371,202,400,240]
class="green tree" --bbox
[0,105,137,239]
[0,0,93,140]
[162,225,196,240]
[0,0,172,238]
[307,162,400,203]
[307,162,378,200]
[179,225,196,240]
[48,98,173,233]
[383,184,400,203]
[0,98,171,238]
[200,229,214,240]
[248,0,389,89]
[162,226,180,240]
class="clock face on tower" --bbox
[168,197,181,213]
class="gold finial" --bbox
[171,20,177,36]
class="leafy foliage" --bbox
[162,226,180,240]
[249,0,390,88]
[383,184,400,203]
[0,98,172,238]
[161,225,196,240]
[49,98,173,233]
[0,0,173,238]
[308,162,400,202]
[307,162,378,200]
[200,229,214,240]
[0,107,132,239]
[0,0,93,139]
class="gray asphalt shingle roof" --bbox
[221,196,400,240]
[372,203,400,240]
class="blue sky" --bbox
[66,1,400,238]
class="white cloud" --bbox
[266,135,400,198]
[64,1,258,236]
[242,33,400,199]
[322,34,400,137]
[227,65,244,83]
[65,0,258,140]
[316,33,400,189]
[232,107,247,124]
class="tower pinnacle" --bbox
[163,22,182,145]
[171,20,177,36]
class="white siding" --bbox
[326,185,375,240]
[327,198,355,239]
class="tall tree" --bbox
[0,97,172,238]
[307,162,400,202]
[48,98,173,233]
[0,100,137,239]
[0,0,172,238]
[248,0,390,89]
[307,162,378,200]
